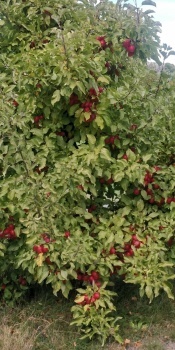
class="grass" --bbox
[1,282,175,350]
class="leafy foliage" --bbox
[0,0,175,344]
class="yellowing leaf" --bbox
[87,134,96,145]
[97,76,110,84]
[75,296,85,304]
[36,253,44,267]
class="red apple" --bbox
[64,231,70,238]
[122,154,128,161]
[93,292,100,300]
[132,240,141,249]
[133,188,140,195]
[91,271,100,280]
[110,247,116,254]
[122,39,131,49]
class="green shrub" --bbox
[0,0,175,344]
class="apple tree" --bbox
[0,0,175,344]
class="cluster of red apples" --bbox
[0,224,16,240]
[69,86,104,123]
[123,39,136,57]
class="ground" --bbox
[1,281,175,350]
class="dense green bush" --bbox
[0,0,175,344]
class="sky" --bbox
[132,0,175,64]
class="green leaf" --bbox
[76,81,86,94]
[87,134,96,145]
[113,172,124,182]
[145,285,153,300]
[137,199,144,212]
[100,148,112,162]
[162,284,174,299]
[144,10,155,14]
[167,51,175,58]
[51,90,61,105]
[60,270,68,279]
[142,0,156,6]
[142,154,152,162]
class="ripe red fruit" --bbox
[84,106,91,112]
[77,185,84,191]
[77,273,83,281]
[154,166,161,172]
[127,45,136,54]
[106,177,113,185]
[69,93,79,105]
[167,238,174,247]
[83,274,90,282]
[146,188,153,195]
[41,246,49,254]
[84,295,91,304]
[105,137,111,144]
[19,277,27,286]
[122,39,131,49]
[166,197,173,204]
[125,248,134,257]
[122,154,128,161]
[90,296,96,304]
[149,197,155,204]
[64,231,70,238]
[89,276,94,283]
[109,136,115,144]
[100,39,107,48]
[132,234,138,241]
[109,247,116,254]
[158,198,165,205]
[33,245,43,254]
[34,115,44,124]
[93,292,100,300]
[95,281,101,288]
[8,224,15,230]
[36,83,42,89]
[30,41,35,49]
[12,100,19,107]
[133,240,141,249]
[56,131,65,136]
[105,61,110,69]
[88,205,97,213]
[84,113,96,123]
[45,257,52,265]
[91,271,100,281]
[98,87,104,93]
[41,233,51,243]
[124,243,131,251]
[89,88,97,96]
[153,183,160,189]
[96,36,107,48]
[9,229,16,239]
[133,188,140,195]
[99,177,105,184]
